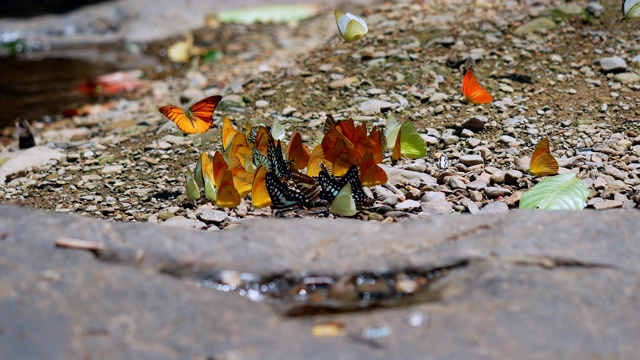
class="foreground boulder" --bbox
[0,205,638,359]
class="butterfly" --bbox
[287,131,310,171]
[335,10,368,43]
[623,0,640,18]
[289,170,321,204]
[268,139,291,178]
[318,164,368,205]
[270,118,286,141]
[229,155,253,197]
[265,171,309,213]
[159,95,222,134]
[329,183,357,217]
[251,165,272,208]
[307,143,332,177]
[195,151,212,188]
[529,137,559,176]
[462,70,492,104]
[216,169,241,208]
[222,117,239,150]
[387,115,427,160]
[359,151,388,187]
[184,168,201,201]
[203,151,230,201]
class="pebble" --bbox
[395,200,421,210]
[479,201,509,214]
[599,57,627,73]
[614,72,640,84]
[161,216,207,230]
[593,200,623,210]
[459,198,480,215]
[255,100,269,108]
[282,106,297,115]
[197,208,228,223]
[466,138,482,148]
[503,170,523,185]
[514,18,556,36]
[484,187,512,197]
[328,77,358,89]
[459,155,484,166]
[357,99,395,113]
[466,179,487,190]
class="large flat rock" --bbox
[0,205,639,359]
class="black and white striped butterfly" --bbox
[267,139,291,178]
[265,171,309,214]
[318,164,368,204]
[437,153,449,170]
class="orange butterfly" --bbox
[331,136,360,177]
[222,117,238,150]
[353,123,383,163]
[216,169,241,208]
[360,151,387,187]
[529,137,559,176]
[307,144,332,177]
[287,131,310,171]
[159,95,222,134]
[251,165,272,208]
[336,118,356,143]
[229,155,253,196]
[211,151,229,187]
[462,70,492,105]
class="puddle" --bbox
[195,261,468,316]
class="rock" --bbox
[490,170,506,184]
[514,18,556,36]
[485,186,513,197]
[504,170,523,185]
[600,57,627,73]
[197,208,228,223]
[0,146,64,185]
[357,99,396,113]
[460,198,480,215]
[479,201,509,214]
[593,200,623,210]
[219,94,245,109]
[101,165,123,174]
[428,93,448,103]
[460,155,484,166]
[614,72,640,84]
[282,106,297,115]
[587,2,605,17]
[329,76,358,89]
[1,205,640,359]
[395,200,421,210]
[161,216,207,230]
[255,100,269,108]
[554,4,584,16]
[381,165,437,187]
[467,138,482,148]
[467,179,487,190]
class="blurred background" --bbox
[0,0,371,130]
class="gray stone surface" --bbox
[1,204,639,359]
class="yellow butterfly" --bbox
[623,0,640,18]
[184,168,201,201]
[386,114,427,159]
[335,10,368,43]
[329,183,357,217]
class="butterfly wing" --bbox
[360,151,388,187]
[400,121,427,159]
[385,113,401,150]
[159,106,194,133]
[329,183,357,217]
[530,137,559,176]
[462,70,492,104]
[392,128,402,161]
[623,0,640,18]
[336,11,368,43]
[251,165,272,208]
[216,170,241,208]
[268,140,291,178]
[307,143,332,177]
[287,131,310,171]
[189,95,221,133]
[229,155,253,197]
[265,171,308,212]
[211,151,229,187]
[222,117,237,150]
[289,170,321,203]
[204,172,217,201]
[270,118,286,141]
[185,168,201,201]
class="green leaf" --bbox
[217,4,320,25]
[519,173,589,210]
[202,50,223,63]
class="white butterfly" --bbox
[335,10,368,43]
[623,0,640,18]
